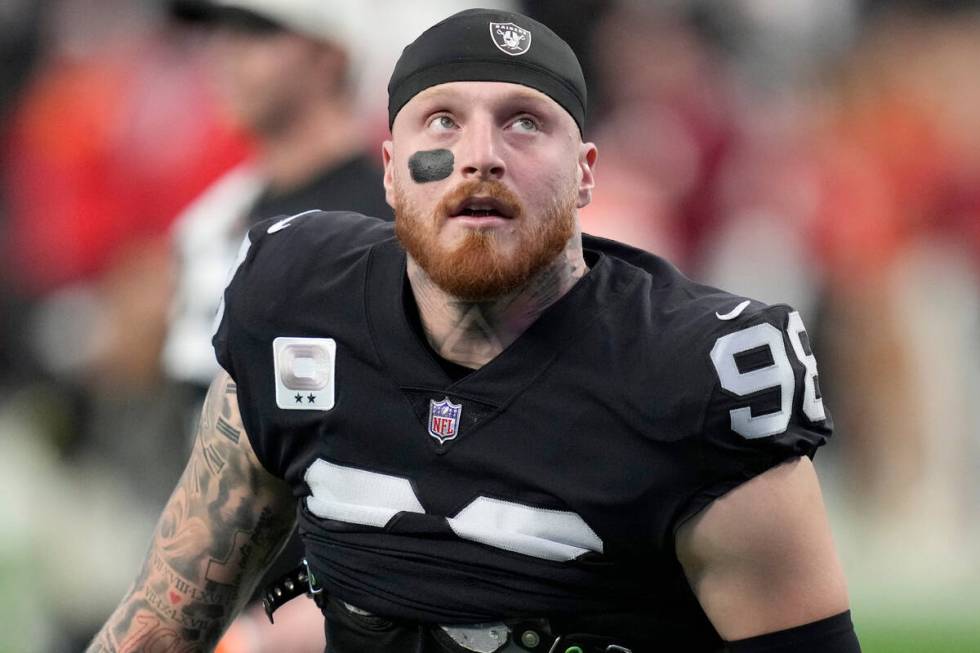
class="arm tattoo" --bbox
[86,373,295,652]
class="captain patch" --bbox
[273,337,336,411]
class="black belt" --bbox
[261,559,324,623]
[262,562,633,653]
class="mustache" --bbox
[434,180,524,221]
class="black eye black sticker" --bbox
[409,149,454,183]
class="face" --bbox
[205,26,340,135]
[383,81,598,300]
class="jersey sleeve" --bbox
[211,230,255,384]
[210,217,275,474]
[211,210,394,478]
[672,302,833,532]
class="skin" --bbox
[88,81,851,650]
[86,373,294,652]
[383,81,597,367]
[408,148,455,183]
[676,456,851,641]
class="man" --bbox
[89,8,861,652]
[162,2,392,649]
[164,0,392,388]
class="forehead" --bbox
[396,81,575,128]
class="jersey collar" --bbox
[363,238,622,409]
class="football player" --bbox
[88,8,860,653]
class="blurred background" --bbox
[0,0,977,651]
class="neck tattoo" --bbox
[408,237,587,369]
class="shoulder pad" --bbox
[667,299,833,532]
[212,210,393,377]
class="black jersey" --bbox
[213,211,832,651]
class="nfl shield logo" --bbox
[428,397,462,444]
[489,22,532,56]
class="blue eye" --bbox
[511,116,539,133]
[429,115,457,131]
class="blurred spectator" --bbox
[808,4,980,556]
[0,0,248,390]
[163,1,398,649]
[3,7,249,299]
[581,3,739,267]
[0,1,251,649]
[163,0,392,389]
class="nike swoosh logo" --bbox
[716,300,750,321]
[267,215,299,233]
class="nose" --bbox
[458,117,505,180]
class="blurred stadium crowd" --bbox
[1,1,978,651]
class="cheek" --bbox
[392,168,435,215]
[511,139,577,184]
[408,149,454,183]
[512,158,576,207]
[389,157,413,195]
[392,150,452,203]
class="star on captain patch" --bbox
[427,397,462,444]
[273,337,336,411]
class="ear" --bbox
[576,142,598,209]
[382,140,396,209]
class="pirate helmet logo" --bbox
[489,22,532,56]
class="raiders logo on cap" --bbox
[387,9,586,134]
[489,22,531,56]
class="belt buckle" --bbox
[300,558,322,596]
[438,623,511,653]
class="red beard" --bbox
[394,179,576,301]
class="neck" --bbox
[407,234,589,369]
[257,98,363,193]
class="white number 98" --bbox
[709,311,825,439]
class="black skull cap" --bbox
[388,8,587,135]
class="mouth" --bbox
[448,196,515,220]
